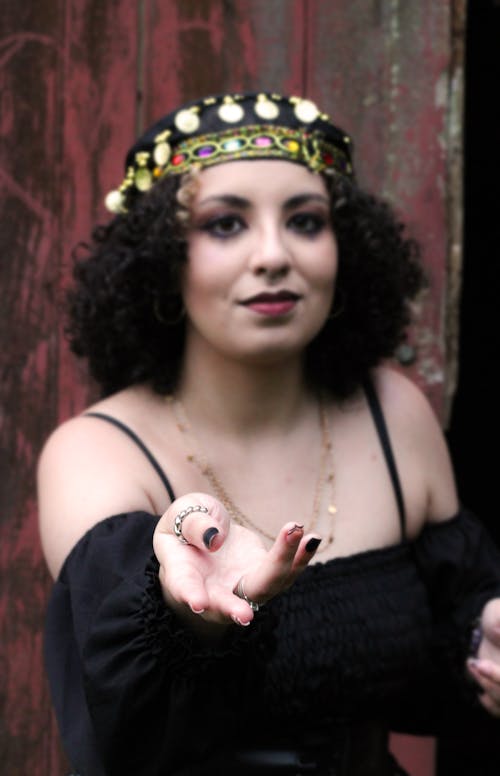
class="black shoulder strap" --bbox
[362,378,407,541]
[84,412,176,504]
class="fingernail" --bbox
[203,526,219,549]
[305,537,322,553]
[287,523,304,535]
[190,605,205,614]
[468,657,488,672]
[231,615,251,627]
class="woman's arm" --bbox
[374,368,500,718]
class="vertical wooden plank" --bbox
[0,4,67,772]
[58,0,140,420]
[304,0,464,421]
[142,0,309,121]
[0,1,139,773]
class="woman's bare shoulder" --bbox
[372,365,435,415]
[370,366,459,523]
[37,388,157,579]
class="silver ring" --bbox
[173,504,209,544]
[233,576,261,612]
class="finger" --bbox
[159,493,229,550]
[291,533,323,572]
[162,570,256,627]
[157,550,211,614]
[481,598,500,648]
[266,522,306,564]
[469,668,500,718]
[477,692,500,717]
[467,657,500,685]
[467,659,500,712]
[208,584,257,627]
[236,522,311,604]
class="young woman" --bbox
[38,93,500,776]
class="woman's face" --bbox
[181,159,338,366]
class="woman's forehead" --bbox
[194,159,329,201]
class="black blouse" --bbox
[44,385,500,774]
[45,508,500,776]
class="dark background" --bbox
[447,0,500,539]
[442,0,500,771]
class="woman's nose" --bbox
[249,226,291,277]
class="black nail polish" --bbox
[203,526,219,549]
[305,537,322,553]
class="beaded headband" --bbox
[105,93,354,214]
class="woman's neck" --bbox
[177,348,314,437]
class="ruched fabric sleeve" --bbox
[385,509,500,736]
[44,512,275,776]
[413,508,500,707]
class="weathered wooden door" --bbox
[0,2,464,773]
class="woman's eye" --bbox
[201,215,244,238]
[289,212,327,235]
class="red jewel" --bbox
[172,154,185,166]
[323,153,334,165]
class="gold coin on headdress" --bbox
[218,101,244,123]
[153,141,171,166]
[135,167,153,191]
[254,95,279,120]
[294,99,319,123]
[104,189,126,214]
[174,109,201,134]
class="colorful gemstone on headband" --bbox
[196,145,216,157]
[174,109,200,134]
[153,141,171,166]
[171,153,186,166]
[221,138,245,152]
[218,102,244,123]
[322,152,334,165]
[283,139,300,152]
[253,136,273,147]
[254,95,280,120]
[135,168,153,191]
[294,99,319,123]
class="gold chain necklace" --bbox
[167,395,337,551]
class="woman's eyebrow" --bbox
[284,193,330,209]
[197,192,329,209]
[197,194,250,208]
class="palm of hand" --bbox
[154,493,319,626]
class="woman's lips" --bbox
[240,291,301,316]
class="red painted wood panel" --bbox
[0,2,463,773]
[0,2,139,772]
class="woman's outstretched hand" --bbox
[153,492,322,628]
[467,598,500,717]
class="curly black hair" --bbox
[66,171,426,398]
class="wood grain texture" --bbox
[0,1,463,773]
[0,2,139,772]
[304,0,462,416]
[0,4,67,771]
